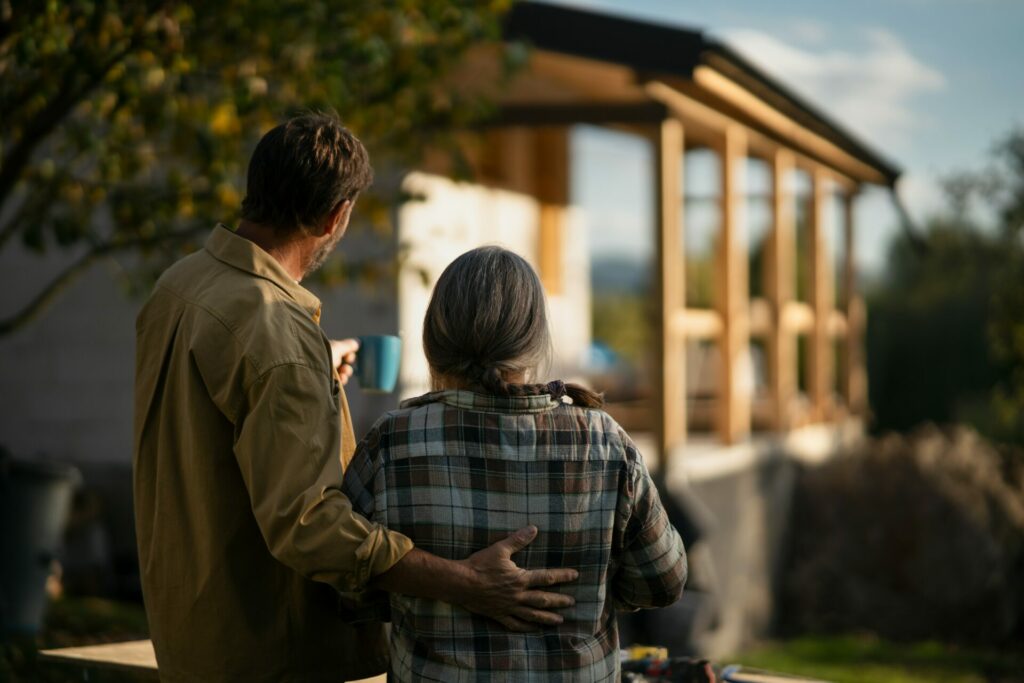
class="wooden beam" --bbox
[783,302,815,334]
[843,193,868,414]
[828,310,848,337]
[691,66,890,185]
[670,308,724,339]
[766,149,796,431]
[749,298,773,336]
[717,125,750,444]
[654,117,687,463]
[808,166,833,420]
[484,102,668,127]
[645,80,860,192]
[534,127,569,295]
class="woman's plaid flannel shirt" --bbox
[341,384,687,682]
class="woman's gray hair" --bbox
[423,246,551,393]
[423,246,603,407]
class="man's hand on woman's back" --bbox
[370,525,578,632]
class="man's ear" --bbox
[322,199,353,237]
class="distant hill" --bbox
[591,254,652,295]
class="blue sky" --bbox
[558,0,1024,275]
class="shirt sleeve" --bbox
[340,424,381,521]
[338,424,394,624]
[233,362,413,593]
[612,432,688,611]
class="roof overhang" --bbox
[497,1,900,186]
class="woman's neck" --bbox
[432,370,527,392]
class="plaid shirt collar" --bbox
[401,382,569,414]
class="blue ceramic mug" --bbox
[354,335,402,393]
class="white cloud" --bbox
[788,19,830,45]
[720,26,946,152]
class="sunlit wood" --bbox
[671,308,724,338]
[808,167,834,420]
[717,125,750,444]
[843,193,868,414]
[691,66,889,185]
[655,116,687,463]
[534,127,569,295]
[766,150,797,430]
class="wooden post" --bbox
[766,150,796,431]
[534,127,569,296]
[808,167,833,421]
[654,117,686,466]
[717,125,750,444]
[843,192,868,414]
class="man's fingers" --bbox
[517,590,575,610]
[330,338,360,369]
[491,525,538,557]
[334,338,360,355]
[495,616,539,633]
[510,606,564,626]
[524,567,579,587]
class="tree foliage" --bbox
[867,128,1024,444]
[0,0,513,334]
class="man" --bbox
[133,112,577,682]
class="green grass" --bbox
[727,634,1024,683]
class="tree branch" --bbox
[0,226,206,337]
[0,39,138,212]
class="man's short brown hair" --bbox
[240,112,373,235]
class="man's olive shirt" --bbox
[133,225,413,681]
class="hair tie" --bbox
[545,380,567,400]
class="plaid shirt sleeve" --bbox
[337,421,393,623]
[612,429,688,611]
[341,421,382,520]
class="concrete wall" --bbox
[654,420,865,658]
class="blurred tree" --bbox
[867,128,1024,444]
[0,0,514,335]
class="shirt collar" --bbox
[401,388,565,414]
[204,224,322,322]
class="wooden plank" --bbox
[691,66,890,185]
[485,101,668,127]
[766,149,796,431]
[828,310,848,336]
[807,166,833,420]
[843,192,868,414]
[40,640,386,682]
[654,116,687,463]
[40,640,158,677]
[783,301,815,334]
[671,308,724,339]
[534,127,570,295]
[717,125,750,444]
[647,80,860,192]
[748,297,773,336]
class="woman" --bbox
[342,246,687,682]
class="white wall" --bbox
[397,171,590,399]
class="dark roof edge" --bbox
[503,2,705,83]
[503,1,901,184]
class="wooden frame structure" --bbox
[452,2,896,469]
